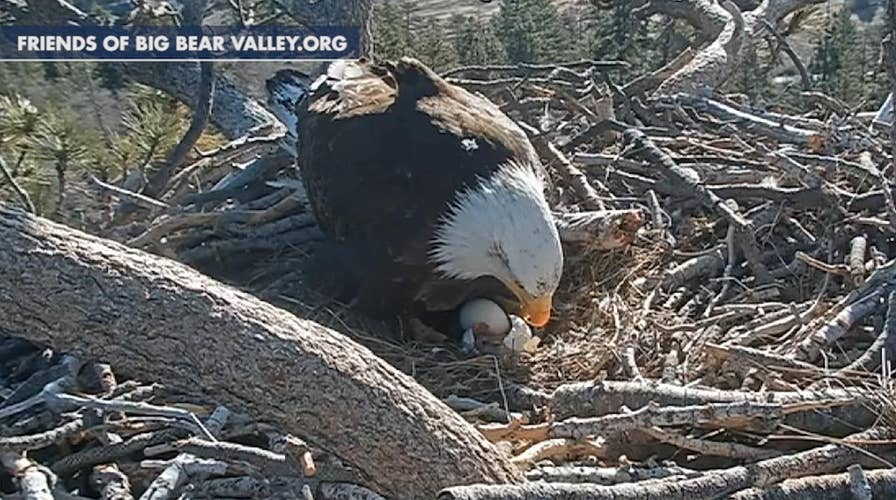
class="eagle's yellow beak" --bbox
[503,279,552,327]
[520,294,552,327]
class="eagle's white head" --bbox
[429,161,563,327]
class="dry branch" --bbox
[838,290,896,374]
[550,400,782,439]
[729,468,896,499]
[438,427,896,500]
[91,463,133,500]
[546,142,605,210]
[623,129,748,229]
[0,205,523,498]
[525,464,701,484]
[655,0,825,95]
[550,379,874,435]
[1,453,55,500]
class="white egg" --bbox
[458,298,512,336]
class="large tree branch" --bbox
[640,0,730,39]
[143,61,215,197]
[0,205,525,499]
[122,62,279,141]
[655,0,825,94]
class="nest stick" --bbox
[550,379,874,435]
[1,453,55,500]
[170,437,298,476]
[793,286,887,362]
[546,142,605,210]
[729,468,896,499]
[526,464,701,485]
[138,454,225,500]
[550,401,783,439]
[90,463,134,500]
[622,128,749,229]
[848,236,868,286]
[640,426,781,460]
[0,418,86,453]
[836,290,896,375]
[438,427,896,500]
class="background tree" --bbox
[453,15,507,66]
[371,0,416,62]
[493,0,570,63]
[808,6,888,107]
[414,21,461,71]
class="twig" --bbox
[703,343,822,375]
[440,60,629,78]
[623,129,750,229]
[848,236,868,286]
[622,48,696,96]
[445,395,525,423]
[621,346,643,382]
[761,20,810,90]
[659,94,825,146]
[660,249,725,291]
[52,429,187,475]
[552,210,645,248]
[793,286,888,362]
[90,175,169,210]
[641,425,781,460]
[837,290,896,375]
[704,211,738,316]
[268,432,317,478]
[168,437,299,476]
[550,379,873,435]
[475,420,550,443]
[795,251,851,277]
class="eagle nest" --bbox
[93,58,895,413]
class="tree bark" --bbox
[143,60,216,197]
[0,205,524,499]
[655,0,825,95]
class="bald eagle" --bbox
[272,57,563,328]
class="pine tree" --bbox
[586,1,655,73]
[454,16,507,66]
[93,63,127,92]
[371,1,415,61]
[809,8,867,105]
[493,0,569,63]
[413,21,460,71]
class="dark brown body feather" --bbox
[297,57,544,319]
